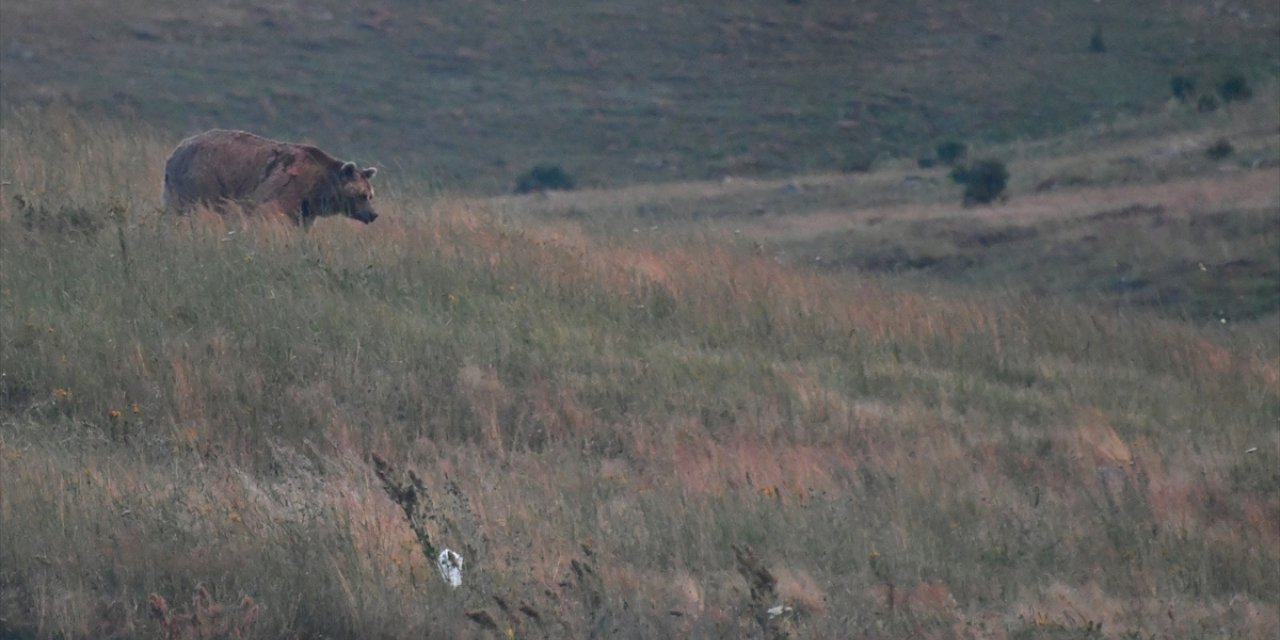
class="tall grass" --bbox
[1,111,1277,638]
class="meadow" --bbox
[2,3,1279,636]
[0,98,1277,640]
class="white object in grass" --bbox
[437,549,463,588]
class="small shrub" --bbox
[1170,75,1196,102]
[1088,26,1106,53]
[514,164,576,194]
[1197,94,1219,113]
[1205,138,1234,160]
[1217,73,1253,103]
[916,157,937,169]
[935,140,968,166]
[950,159,1009,205]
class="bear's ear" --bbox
[361,167,377,180]
[340,161,358,178]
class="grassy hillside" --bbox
[2,106,1278,638]
[2,0,1277,191]
[502,87,1280,331]
[1,3,1278,635]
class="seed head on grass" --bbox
[148,586,259,640]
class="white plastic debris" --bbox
[437,549,463,588]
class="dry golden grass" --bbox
[1,107,1277,638]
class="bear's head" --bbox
[337,162,379,224]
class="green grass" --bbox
[2,1,1277,192]
[2,108,1278,638]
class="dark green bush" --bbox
[950,160,1009,205]
[1205,138,1234,160]
[514,164,576,194]
[1088,26,1106,53]
[935,140,968,166]
[1170,75,1196,103]
[1218,74,1253,103]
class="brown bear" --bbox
[162,129,379,228]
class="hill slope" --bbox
[1,107,1277,638]
[501,91,1280,327]
[2,0,1277,191]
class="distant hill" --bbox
[2,0,1277,191]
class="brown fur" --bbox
[163,129,379,228]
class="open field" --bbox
[2,1,1279,637]
[1,96,1278,638]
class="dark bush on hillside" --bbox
[950,160,1009,205]
[1205,138,1234,160]
[1088,26,1106,53]
[1218,74,1253,103]
[514,164,576,194]
[1197,95,1219,113]
[1170,75,1196,102]
[935,140,968,166]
